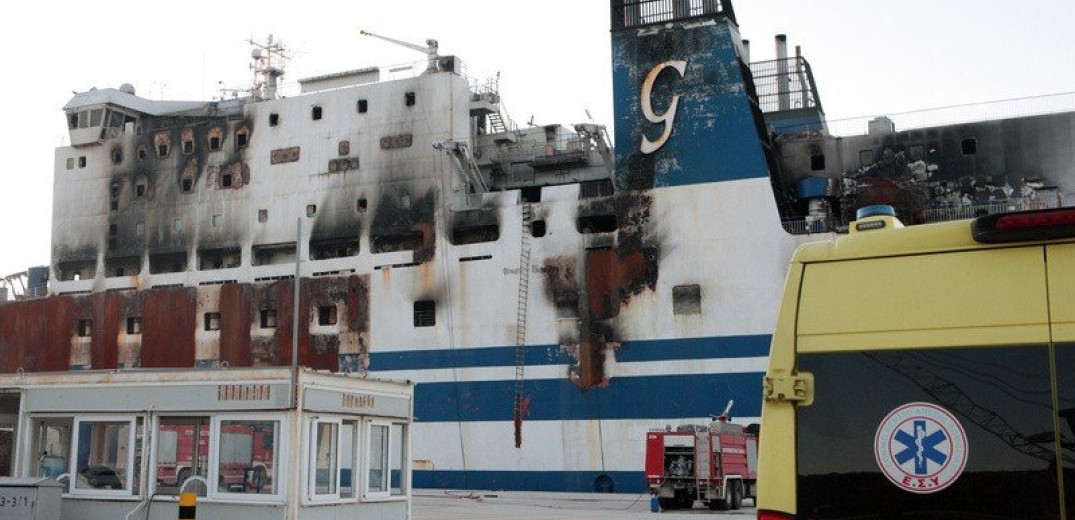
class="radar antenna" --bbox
[247,34,291,100]
[359,29,439,73]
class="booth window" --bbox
[366,421,407,499]
[309,420,340,500]
[214,418,280,497]
[154,417,210,495]
[72,417,137,495]
[32,418,73,480]
[340,420,357,499]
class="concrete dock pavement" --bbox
[413,490,756,519]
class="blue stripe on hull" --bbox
[370,334,771,372]
[414,469,646,494]
[414,372,764,422]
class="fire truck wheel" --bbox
[731,480,743,510]
[712,484,734,511]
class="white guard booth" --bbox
[0,367,413,520]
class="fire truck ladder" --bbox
[513,203,534,448]
[868,352,1074,465]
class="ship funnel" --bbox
[776,34,790,111]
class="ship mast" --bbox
[248,34,290,100]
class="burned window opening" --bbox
[183,140,194,155]
[260,309,277,329]
[252,243,296,266]
[149,252,188,274]
[112,148,124,165]
[413,301,435,327]
[181,178,193,193]
[357,198,368,212]
[310,237,360,260]
[109,224,118,236]
[198,247,242,271]
[357,99,368,113]
[673,284,702,316]
[106,256,140,278]
[269,113,280,127]
[312,106,323,120]
[222,173,233,188]
[579,179,615,199]
[405,92,416,107]
[204,312,221,332]
[137,146,147,160]
[810,154,826,171]
[859,149,875,166]
[962,138,978,156]
[110,200,119,212]
[110,184,120,199]
[450,224,500,246]
[372,231,424,254]
[126,316,142,335]
[520,186,542,203]
[58,261,95,281]
[577,214,618,234]
[78,156,87,168]
[209,136,221,151]
[306,204,317,217]
[531,220,547,238]
[236,129,249,148]
[317,305,338,326]
[158,143,169,158]
[258,209,268,223]
[77,319,93,337]
[135,183,146,198]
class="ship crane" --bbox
[359,29,439,73]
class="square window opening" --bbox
[810,154,826,171]
[183,140,194,155]
[126,316,142,335]
[311,106,323,120]
[204,312,220,332]
[79,156,87,168]
[209,136,221,151]
[404,92,416,107]
[77,319,93,337]
[260,309,277,329]
[962,138,978,156]
[414,301,435,327]
[672,284,702,315]
[306,204,317,217]
[357,99,368,113]
[318,305,338,326]
[269,113,280,127]
[236,130,249,148]
[181,178,193,193]
[258,209,268,223]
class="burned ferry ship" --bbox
[0,0,1072,494]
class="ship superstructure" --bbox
[1,0,1073,495]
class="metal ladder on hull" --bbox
[513,203,533,448]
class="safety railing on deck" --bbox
[923,197,1070,223]
[750,57,822,114]
[611,0,736,30]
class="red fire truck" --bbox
[645,413,759,511]
[157,422,274,492]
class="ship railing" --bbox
[923,197,1070,223]
[750,57,822,114]
[812,91,1075,137]
[611,0,736,30]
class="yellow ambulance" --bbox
[757,205,1075,520]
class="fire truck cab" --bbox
[646,417,758,511]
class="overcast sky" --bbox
[1,0,1073,278]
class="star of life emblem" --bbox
[874,402,968,494]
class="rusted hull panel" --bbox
[219,284,252,367]
[0,276,372,372]
[0,298,73,372]
[142,288,198,368]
